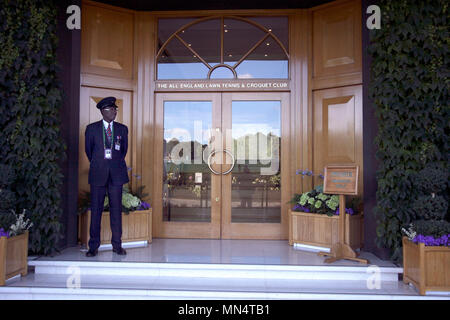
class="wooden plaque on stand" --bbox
[319,165,368,264]
[323,165,358,195]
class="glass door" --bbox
[221,92,290,239]
[154,93,222,238]
[154,92,290,239]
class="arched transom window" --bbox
[157,16,289,80]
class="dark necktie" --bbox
[106,123,112,147]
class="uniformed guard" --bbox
[85,97,129,257]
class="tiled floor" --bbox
[31,238,397,267]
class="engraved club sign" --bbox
[155,80,290,92]
[323,165,359,196]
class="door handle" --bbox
[221,149,236,175]
[207,149,235,175]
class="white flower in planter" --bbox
[9,209,33,237]
[401,223,417,241]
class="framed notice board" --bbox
[323,165,359,196]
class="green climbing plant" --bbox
[0,0,66,255]
[368,0,449,261]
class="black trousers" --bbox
[88,173,123,251]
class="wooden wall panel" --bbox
[79,87,133,193]
[81,3,134,79]
[312,0,362,89]
[134,12,156,233]
[313,85,363,196]
[290,11,313,195]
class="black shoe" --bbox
[86,249,98,257]
[113,247,127,255]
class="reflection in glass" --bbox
[231,101,281,223]
[223,18,266,65]
[235,36,288,79]
[157,16,289,80]
[246,16,289,51]
[163,101,212,222]
[158,18,196,51]
[157,37,209,79]
[210,66,235,79]
[177,19,221,64]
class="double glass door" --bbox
[154,92,289,239]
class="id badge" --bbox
[115,141,120,151]
[104,149,112,159]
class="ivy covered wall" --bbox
[0,0,65,255]
[369,0,449,260]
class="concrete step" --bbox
[27,260,402,281]
[0,259,448,299]
[1,272,447,300]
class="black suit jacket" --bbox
[85,120,129,186]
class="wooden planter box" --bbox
[289,210,363,250]
[79,209,152,247]
[0,231,28,286]
[402,237,450,295]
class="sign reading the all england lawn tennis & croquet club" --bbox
[323,165,359,195]
[155,80,290,92]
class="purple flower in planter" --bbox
[334,208,355,216]
[138,201,151,210]
[413,234,450,246]
[292,204,310,213]
[0,228,10,238]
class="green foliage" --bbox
[415,162,448,194]
[412,195,448,220]
[413,220,450,238]
[369,1,450,260]
[289,193,302,204]
[290,185,360,217]
[0,164,17,213]
[0,164,16,188]
[0,211,16,233]
[78,186,150,215]
[0,164,17,231]
[0,0,65,254]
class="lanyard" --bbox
[102,122,114,149]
